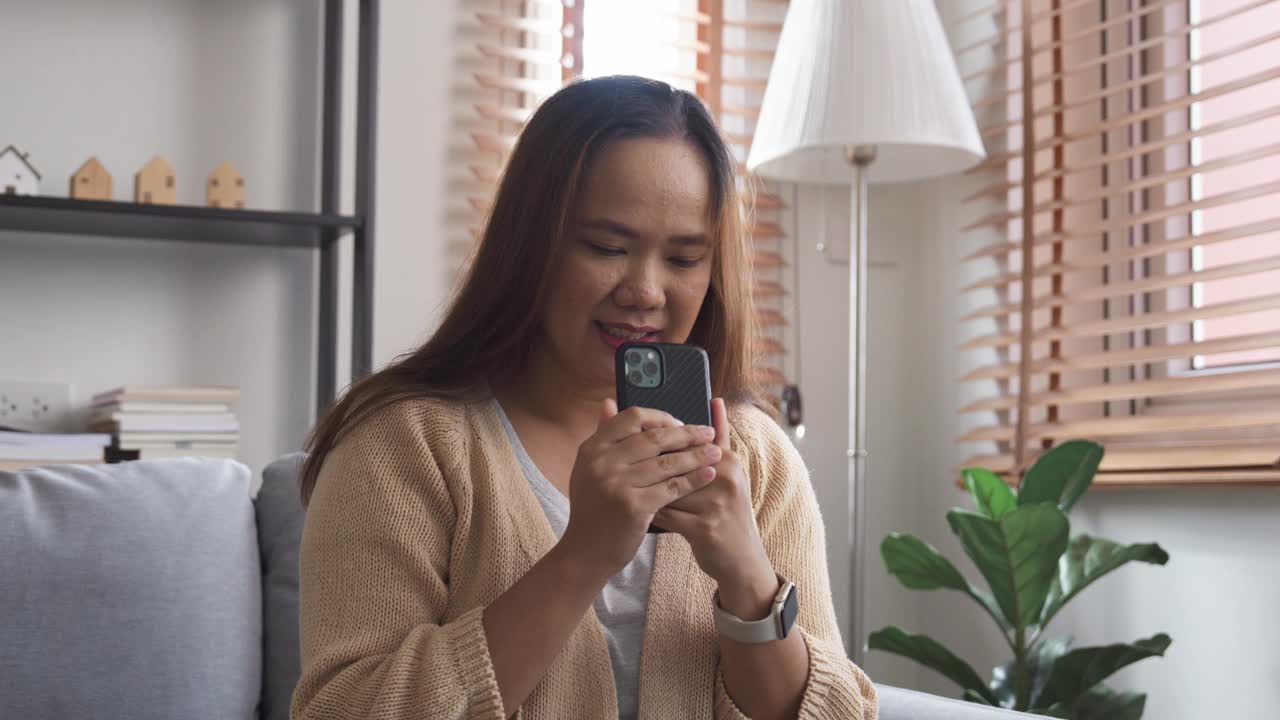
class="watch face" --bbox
[778,585,799,639]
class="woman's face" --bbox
[538,136,715,394]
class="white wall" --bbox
[790,182,938,691]
[1056,486,1280,719]
[0,0,459,481]
[800,163,1280,719]
[370,0,458,367]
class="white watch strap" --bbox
[713,575,794,644]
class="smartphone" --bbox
[615,342,713,533]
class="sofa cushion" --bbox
[256,452,307,720]
[878,684,1054,719]
[0,459,262,720]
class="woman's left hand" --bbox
[652,398,779,618]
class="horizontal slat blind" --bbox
[949,0,1280,486]
[715,0,792,408]
[448,1,583,267]
[658,0,792,408]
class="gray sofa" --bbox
[1,454,1040,719]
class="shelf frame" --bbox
[0,0,379,419]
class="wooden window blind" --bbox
[447,0,585,265]
[663,0,794,408]
[948,0,1280,486]
[728,1,794,409]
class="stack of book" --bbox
[0,431,112,472]
[89,385,240,461]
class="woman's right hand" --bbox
[559,399,722,577]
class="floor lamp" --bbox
[747,0,986,665]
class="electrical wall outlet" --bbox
[0,380,74,433]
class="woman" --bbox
[291,75,876,720]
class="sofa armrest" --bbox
[877,684,1054,720]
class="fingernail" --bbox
[706,445,722,459]
[674,419,685,426]
[699,426,716,439]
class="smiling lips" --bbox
[596,321,660,350]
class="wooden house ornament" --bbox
[206,162,244,209]
[0,145,41,195]
[134,155,176,204]
[70,156,113,200]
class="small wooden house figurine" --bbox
[0,145,41,195]
[206,162,244,209]
[134,155,176,204]
[70,156,113,200]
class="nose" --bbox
[612,256,665,311]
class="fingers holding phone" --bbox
[650,397,775,598]
[560,403,720,577]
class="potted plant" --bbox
[868,441,1171,719]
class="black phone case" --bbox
[615,342,712,533]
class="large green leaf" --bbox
[1040,535,1170,628]
[867,626,998,705]
[1036,634,1172,710]
[947,505,1070,629]
[881,533,1012,633]
[989,636,1072,709]
[1039,685,1147,720]
[964,467,1017,519]
[882,533,967,590]
[1017,440,1103,513]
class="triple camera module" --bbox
[623,347,663,388]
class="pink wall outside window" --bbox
[1192,0,1280,367]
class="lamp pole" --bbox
[847,145,875,664]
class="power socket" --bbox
[0,380,74,433]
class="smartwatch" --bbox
[713,574,799,643]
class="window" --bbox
[582,0,699,91]
[1187,0,1280,368]
[947,0,1280,485]
[445,0,585,270]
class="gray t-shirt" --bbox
[494,400,656,720]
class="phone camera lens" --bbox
[626,350,642,365]
[628,371,643,385]
[642,361,658,376]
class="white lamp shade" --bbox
[747,0,986,185]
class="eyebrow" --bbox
[581,218,708,247]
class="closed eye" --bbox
[587,241,625,256]
[669,256,703,268]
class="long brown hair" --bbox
[299,75,758,506]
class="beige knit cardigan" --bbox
[291,393,877,720]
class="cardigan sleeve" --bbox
[290,402,506,720]
[712,407,878,720]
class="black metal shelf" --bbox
[0,0,378,415]
[0,195,362,249]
